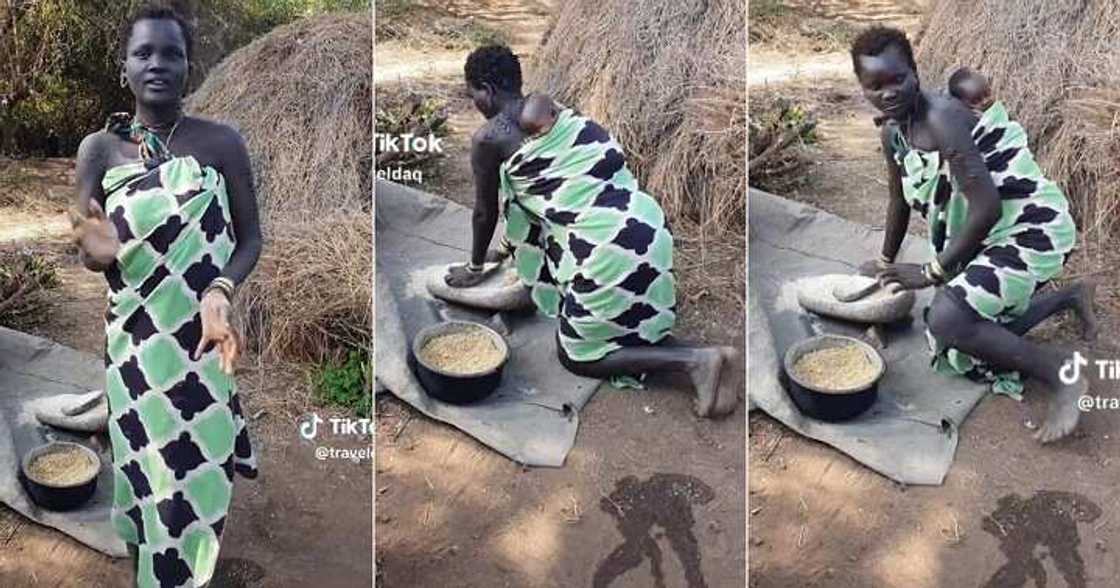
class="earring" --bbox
[120,73,128,88]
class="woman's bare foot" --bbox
[1073,280,1099,342]
[689,348,724,417]
[711,346,743,417]
[1035,376,1087,444]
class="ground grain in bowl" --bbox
[793,344,877,392]
[27,447,95,486]
[420,329,504,375]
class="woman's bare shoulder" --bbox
[76,130,114,172]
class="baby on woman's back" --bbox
[947,66,995,115]
[872,66,996,127]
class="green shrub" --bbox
[311,350,372,418]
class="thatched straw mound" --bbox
[248,213,371,359]
[187,13,372,222]
[917,1,1120,244]
[186,14,372,360]
[531,0,746,237]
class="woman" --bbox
[850,27,1095,443]
[71,6,260,586]
[445,45,738,417]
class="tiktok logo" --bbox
[1059,351,1089,385]
[299,413,324,440]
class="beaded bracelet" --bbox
[929,256,948,281]
[204,276,236,300]
[922,263,943,285]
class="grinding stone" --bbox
[426,263,533,311]
[33,390,109,433]
[797,274,916,324]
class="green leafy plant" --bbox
[312,350,372,418]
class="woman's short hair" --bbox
[465,45,523,93]
[117,3,194,63]
[850,26,916,77]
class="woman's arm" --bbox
[72,133,117,272]
[74,133,107,214]
[445,128,504,288]
[861,123,910,277]
[880,122,910,262]
[930,103,1001,275]
[215,126,262,286]
[468,130,503,266]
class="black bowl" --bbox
[782,334,884,422]
[19,441,100,511]
[410,321,509,405]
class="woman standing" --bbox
[446,45,739,417]
[850,27,1095,443]
[71,5,260,586]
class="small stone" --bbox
[1024,419,1037,430]
[643,405,655,414]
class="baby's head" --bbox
[948,67,993,112]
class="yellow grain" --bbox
[420,329,504,375]
[28,447,95,486]
[793,344,877,391]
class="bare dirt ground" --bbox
[749,2,1120,587]
[0,158,372,586]
[375,2,746,587]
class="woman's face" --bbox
[856,45,919,120]
[468,82,498,119]
[123,18,189,107]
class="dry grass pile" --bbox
[0,247,59,330]
[531,0,746,239]
[248,213,372,360]
[918,1,1120,251]
[186,13,372,361]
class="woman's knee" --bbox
[926,291,976,346]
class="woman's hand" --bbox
[445,264,490,288]
[858,258,890,278]
[878,262,936,292]
[193,289,241,375]
[70,200,120,270]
